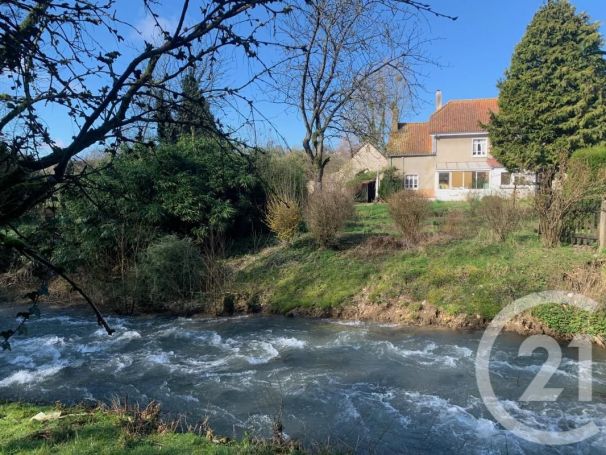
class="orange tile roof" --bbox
[429,98,498,134]
[386,122,432,156]
[386,98,499,156]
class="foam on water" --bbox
[272,336,307,349]
[243,341,280,365]
[0,362,67,387]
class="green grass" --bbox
[0,403,305,455]
[233,202,603,331]
[236,236,379,312]
[367,230,591,318]
[345,203,395,235]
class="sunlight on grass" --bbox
[233,200,600,330]
[0,403,304,455]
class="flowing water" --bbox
[1,307,606,454]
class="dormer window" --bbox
[472,138,488,157]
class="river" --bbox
[1,307,606,454]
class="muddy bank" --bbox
[221,290,606,347]
[280,299,600,343]
[3,280,604,347]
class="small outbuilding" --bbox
[333,143,388,202]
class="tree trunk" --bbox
[314,160,324,191]
[538,213,561,248]
[535,167,562,247]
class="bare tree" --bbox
[342,68,411,152]
[0,0,288,226]
[275,0,454,188]
[535,156,606,247]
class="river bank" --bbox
[0,401,304,454]
[3,203,605,345]
[228,203,606,342]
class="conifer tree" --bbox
[488,0,606,172]
[177,70,216,139]
[155,91,178,143]
[487,0,606,246]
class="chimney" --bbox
[435,89,443,111]
[390,102,400,132]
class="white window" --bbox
[472,138,488,157]
[404,174,419,190]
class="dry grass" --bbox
[438,209,475,240]
[107,398,175,436]
[562,259,606,303]
[348,235,412,259]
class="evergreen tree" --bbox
[155,91,178,143]
[177,70,216,139]
[487,0,606,174]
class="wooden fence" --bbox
[562,199,606,248]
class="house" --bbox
[386,90,533,201]
[330,143,388,202]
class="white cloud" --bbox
[134,13,178,44]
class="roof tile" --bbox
[429,98,498,134]
[386,122,431,156]
[386,98,498,156]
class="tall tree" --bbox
[277,0,455,188]
[342,68,410,152]
[177,70,216,139]
[486,0,606,244]
[155,91,178,144]
[0,0,287,341]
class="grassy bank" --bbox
[0,402,305,455]
[232,202,605,335]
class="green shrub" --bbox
[532,304,606,337]
[137,235,203,308]
[387,190,430,243]
[306,187,355,247]
[378,167,402,200]
[571,145,606,174]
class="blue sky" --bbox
[274,0,604,148]
[38,0,605,150]
[400,0,606,123]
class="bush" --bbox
[137,235,204,308]
[265,195,302,243]
[571,145,606,175]
[387,190,430,243]
[255,150,308,204]
[378,167,402,200]
[305,187,355,247]
[478,195,522,241]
